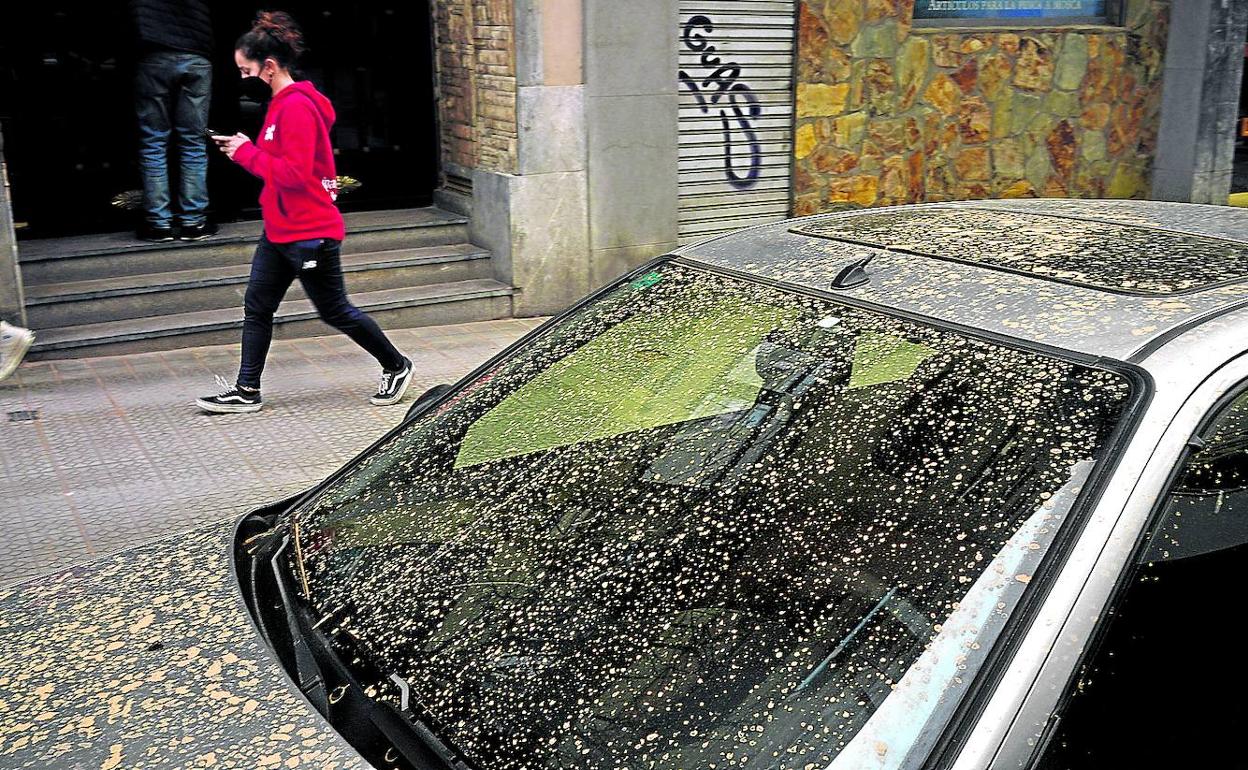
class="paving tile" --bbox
[0,319,542,587]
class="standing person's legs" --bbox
[134,53,175,238]
[295,239,413,405]
[171,54,212,232]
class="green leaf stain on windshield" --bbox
[848,332,936,390]
[455,299,799,467]
[629,271,664,289]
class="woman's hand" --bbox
[213,133,251,161]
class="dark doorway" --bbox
[0,1,437,240]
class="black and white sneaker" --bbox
[371,357,413,406]
[196,376,262,413]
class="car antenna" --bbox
[830,254,874,289]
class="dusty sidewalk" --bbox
[0,318,542,587]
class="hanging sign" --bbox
[913,0,1107,20]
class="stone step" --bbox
[25,244,494,328]
[18,208,469,284]
[28,280,515,360]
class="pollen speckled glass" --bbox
[286,263,1134,770]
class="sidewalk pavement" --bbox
[0,318,543,588]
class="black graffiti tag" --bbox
[679,14,763,190]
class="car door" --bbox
[1030,376,1248,769]
[987,357,1248,769]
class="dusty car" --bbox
[2,198,1246,770]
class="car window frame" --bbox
[1019,365,1248,770]
[253,253,1154,770]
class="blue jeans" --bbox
[237,236,406,389]
[135,51,211,228]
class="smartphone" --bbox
[205,128,229,141]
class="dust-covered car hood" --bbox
[0,521,369,770]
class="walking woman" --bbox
[197,11,412,414]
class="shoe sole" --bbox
[179,233,217,241]
[196,398,263,414]
[370,369,413,406]
[0,332,35,381]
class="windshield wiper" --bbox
[270,538,330,713]
[796,586,898,693]
[387,674,475,770]
[261,537,469,770]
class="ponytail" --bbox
[235,10,307,73]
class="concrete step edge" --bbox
[26,245,492,305]
[30,280,515,352]
[18,208,470,263]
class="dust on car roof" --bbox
[790,207,1248,297]
[675,200,1248,362]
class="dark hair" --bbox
[235,10,306,71]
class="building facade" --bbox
[437,0,1244,308]
[792,2,1170,212]
[2,0,1245,329]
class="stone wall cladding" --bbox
[434,0,519,175]
[793,0,1169,215]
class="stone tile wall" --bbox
[434,0,520,175]
[793,0,1169,214]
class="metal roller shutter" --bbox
[678,0,797,242]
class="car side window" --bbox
[1035,387,1248,770]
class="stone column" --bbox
[582,0,679,287]
[471,0,591,317]
[0,125,25,326]
[1152,0,1248,203]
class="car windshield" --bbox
[284,262,1134,770]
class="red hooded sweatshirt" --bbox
[232,81,346,243]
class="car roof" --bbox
[673,199,1248,365]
